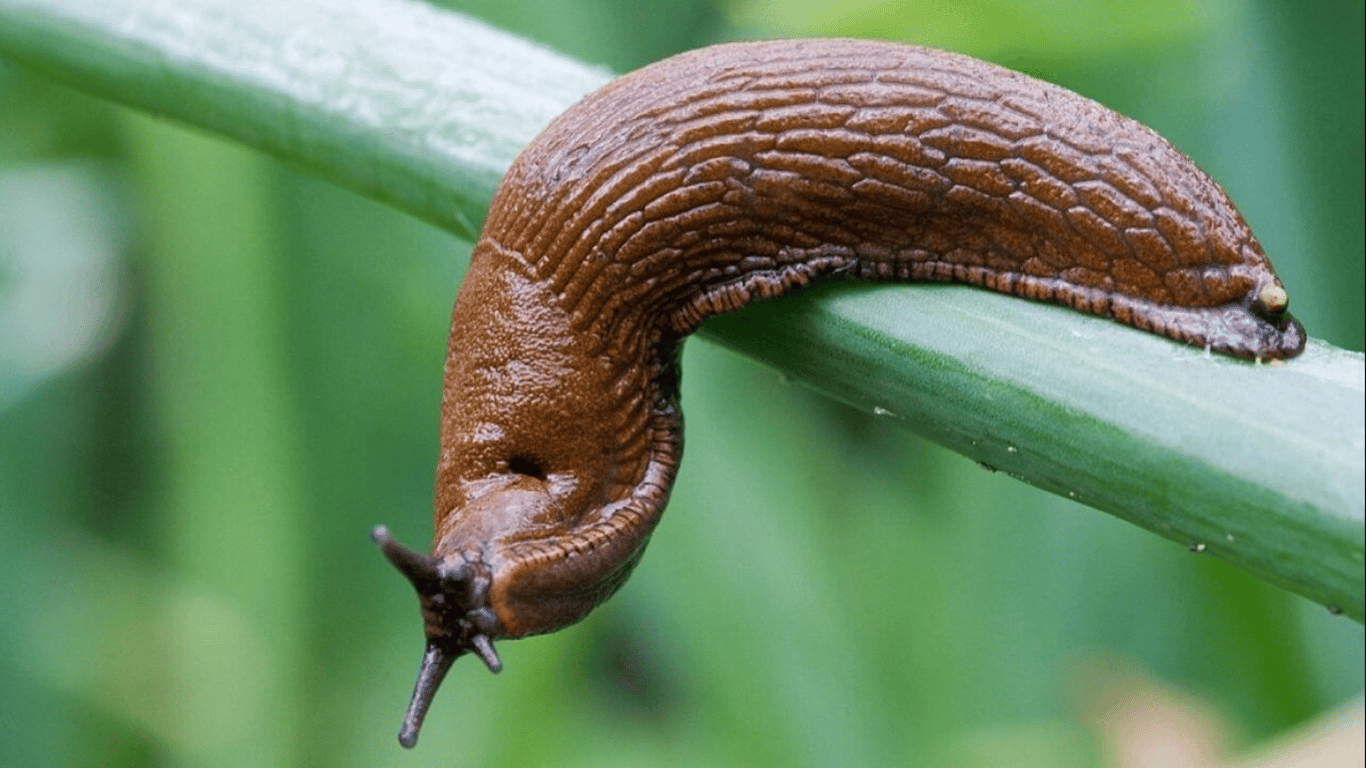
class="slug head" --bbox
[372,475,656,748]
[370,525,503,749]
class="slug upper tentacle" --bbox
[374,38,1305,747]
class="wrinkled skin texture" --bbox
[375,38,1306,747]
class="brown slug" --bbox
[372,38,1305,747]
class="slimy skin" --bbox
[373,38,1305,747]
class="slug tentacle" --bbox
[397,643,455,749]
[374,38,1306,748]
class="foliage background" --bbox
[0,0,1361,766]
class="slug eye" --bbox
[506,455,547,481]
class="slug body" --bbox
[374,38,1305,746]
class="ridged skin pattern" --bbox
[375,39,1306,747]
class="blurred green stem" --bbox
[0,0,1360,619]
[121,113,308,765]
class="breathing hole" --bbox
[507,456,546,481]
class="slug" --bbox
[372,38,1305,747]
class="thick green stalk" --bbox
[1,0,1360,618]
[0,0,609,240]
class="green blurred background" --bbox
[1,0,1361,766]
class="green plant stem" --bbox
[1,0,1361,618]
[0,0,609,240]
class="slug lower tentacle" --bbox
[374,38,1305,747]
